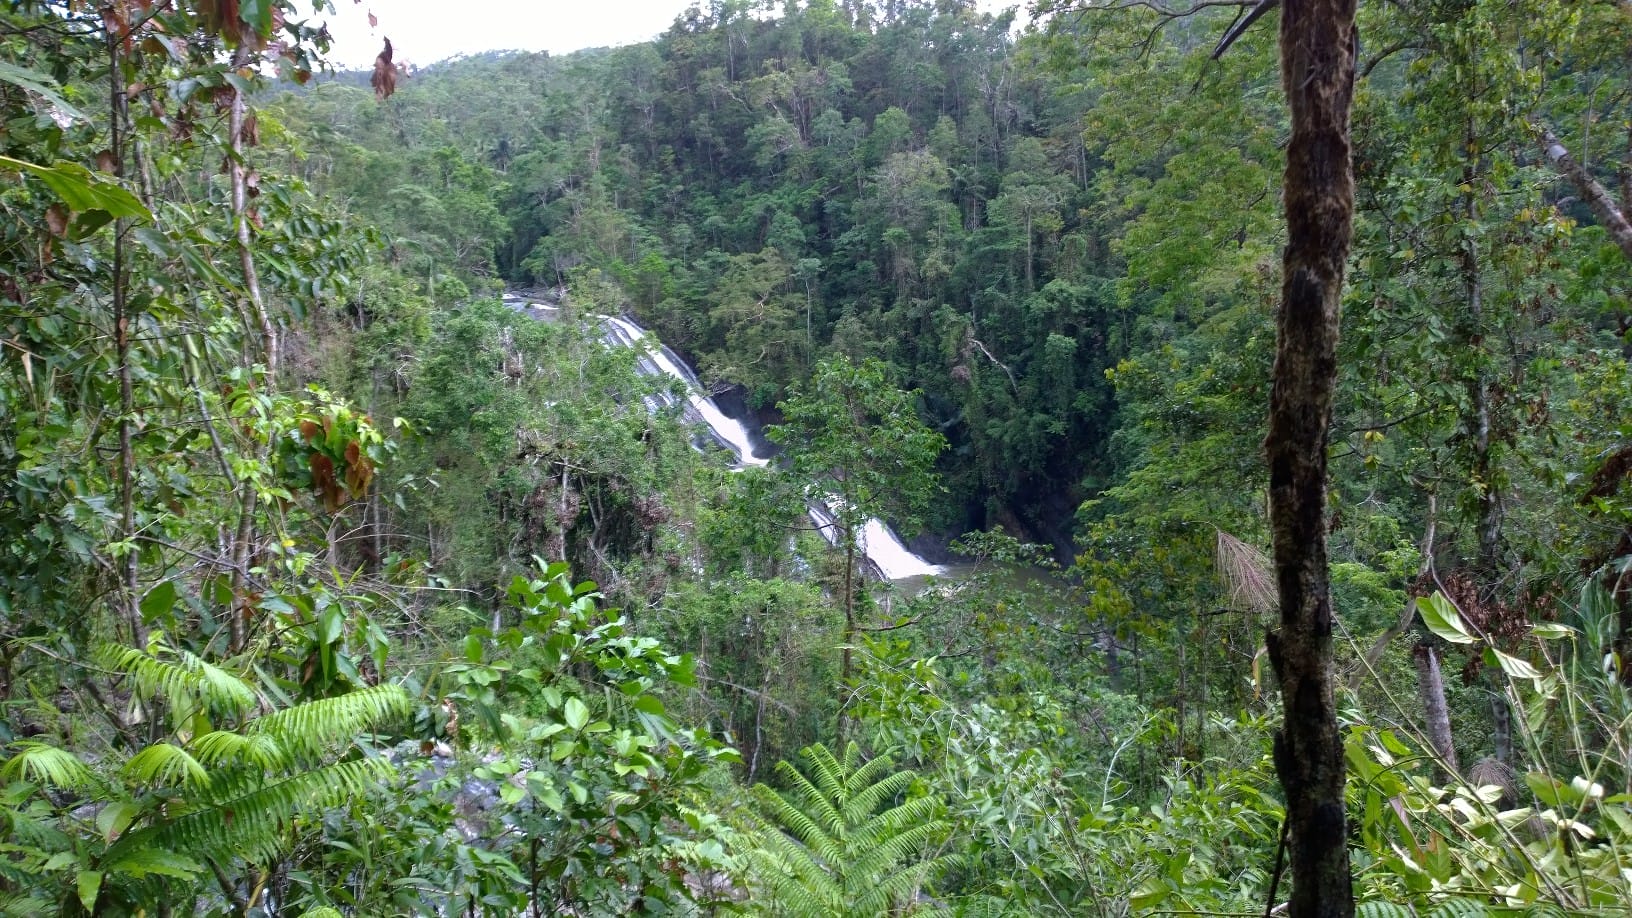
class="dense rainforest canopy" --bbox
[3,0,1632,914]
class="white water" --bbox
[807,501,945,581]
[599,315,769,468]
[507,294,941,580]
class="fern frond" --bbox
[769,757,845,844]
[1,802,72,849]
[795,744,849,817]
[123,742,209,789]
[750,742,954,916]
[748,835,843,913]
[843,768,915,827]
[191,730,287,771]
[1356,902,1415,918]
[842,745,898,797]
[854,852,962,916]
[854,795,942,849]
[848,818,952,885]
[1425,899,1488,918]
[105,847,203,881]
[99,643,256,716]
[1,742,96,789]
[0,894,53,916]
[105,757,391,869]
[246,684,410,765]
[753,782,843,866]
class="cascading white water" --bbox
[600,315,769,469]
[807,502,945,580]
[507,294,942,580]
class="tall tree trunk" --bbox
[226,45,273,653]
[109,29,143,650]
[1265,2,1357,914]
[1413,641,1459,779]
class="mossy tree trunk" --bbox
[1264,1,1358,914]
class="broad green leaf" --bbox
[1484,647,1540,680]
[1531,622,1574,640]
[76,870,101,912]
[1525,772,1576,808]
[96,800,141,843]
[1417,593,1477,645]
[0,155,148,219]
[563,697,589,731]
[139,581,178,624]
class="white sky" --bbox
[316,1,1020,70]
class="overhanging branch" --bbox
[1538,124,1632,261]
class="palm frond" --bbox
[99,642,257,716]
[191,730,287,771]
[123,742,210,789]
[246,683,410,764]
[0,742,96,789]
[1215,529,1275,614]
[105,757,391,869]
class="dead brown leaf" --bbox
[371,37,397,100]
[45,204,68,238]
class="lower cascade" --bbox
[504,292,943,580]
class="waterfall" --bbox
[506,294,942,580]
[807,503,945,580]
[598,315,769,469]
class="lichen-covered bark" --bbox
[1540,127,1632,262]
[1412,642,1459,779]
[1265,1,1357,915]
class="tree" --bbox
[1262,0,1358,914]
[768,356,944,700]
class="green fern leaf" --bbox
[247,683,410,764]
[105,757,391,869]
[750,742,954,917]
[104,847,202,881]
[99,642,256,716]
[1425,899,1488,918]
[123,742,209,788]
[1356,902,1415,918]
[1,742,95,789]
[191,730,286,770]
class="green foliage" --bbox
[0,638,411,911]
[748,742,958,916]
[773,355,946,534]
[433,561,741,914]
[6,0,1632,913]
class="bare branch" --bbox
[1212,0,1279,60]
[1538,124,1632,261]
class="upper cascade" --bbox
[598,314,769,469]
[505,291,943,581]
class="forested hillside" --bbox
[4,0,1632,914]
